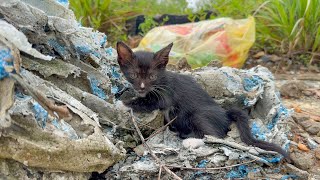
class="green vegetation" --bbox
[69,0,188,43]
[69,0,320,64]
[69,0,112,29]
[255,0,320,64]
[69,0,136,42]
[198,0,264,19]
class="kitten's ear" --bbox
[116,41,133,66]
[153,42,173,68]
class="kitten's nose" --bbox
[140,82,145,90]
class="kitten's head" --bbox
[116,41,173,97]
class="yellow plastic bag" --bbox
[134,16,255,69]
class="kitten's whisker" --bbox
[153,86,172,107]
[155,85,174,93]
[153,85,168,92]
[154,86,172,96]
[153,89,166,106]
[153,89,165,105]
[150,90,161,103]
[150,86,162,103]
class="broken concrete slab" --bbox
[1,91,125,173]
[0,159,91,180]
[1,0,128,176]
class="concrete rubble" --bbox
[0,0,127,178]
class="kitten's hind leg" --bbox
[173,114,200,138]
[192,109,231,139]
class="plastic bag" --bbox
[134,16,255,69]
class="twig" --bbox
[138,121,157,130]
[145,116,177,141]
[158,165,162,180]
[10,74,72,120]
[166,159,256,171]
[204,135,278,155]
[130,110,182,180]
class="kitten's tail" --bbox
[226,108,291,163]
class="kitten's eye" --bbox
[149,74,157,80]
[130,73,137,79]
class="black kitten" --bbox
[116,41,291,162]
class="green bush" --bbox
[198,0,264,19]
[69,0,187,44]
[255,0,320,63]
[69,0,112,29]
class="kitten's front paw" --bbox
[114,100,131,112]
[182,138,205,149]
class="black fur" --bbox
[116,41,291,162]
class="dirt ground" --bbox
[273,75,320,179]
[243,49,320,178]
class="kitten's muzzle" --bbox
[136,89,148,97]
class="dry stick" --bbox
[130,110,182,180]
[145,116,177,141]
[10,73,58,119]
[205,136,279,167]
[204,135,278,155]
[158,165,162,180]
[10,74,72,120]
[138,121,157,130]
[166,159,256,171]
